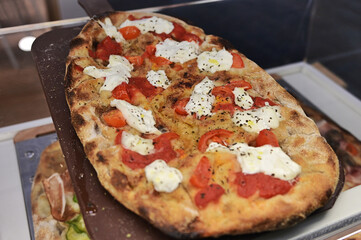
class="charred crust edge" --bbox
[69,37,87,50]
[64,63,75,90]
[137,206,200,239]
[84,141,96,156]
[96,152,107,163]
[210,36,235,50]
[158,224,200,239]
[71,112,86,131]
[111,169,129,190]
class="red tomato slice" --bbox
[231,53,245,68]
[258,176,294,198]
[74,64,84,72]
[235,172,294,199]
[112,82,131,102]
[114,130,124,145]
[142,45,156,58]
[255,129,279,147]
[152,132,180,162]
[95,36,122,61]
[95,48,108,61]
[127,15,151,21]
[88,49,96,58]
[119,26,141,40]
[142,45,173,66]
[194,184,225,208]
[253,97,277,107]
[150,56,172,66]
[174,98,190,116]
[153,132,179,147]
[125,55,144,66]
[198,129,233,152]
[121,132,179,169]
[128,77,161,98]
[153,32,172,41]
[212,103,236,115]
[227,80,252,90]
[102,110,126,128]
[181,32,203,45]
[190,156,212,188]
[125,84,144,105]
[170,22,186,41]
[211,86,235,100]
[127,15,137,21]
[235,172,258,198]
[121,149,152,169]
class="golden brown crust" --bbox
[65,11,340,238]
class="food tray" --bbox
[14,125,58,240]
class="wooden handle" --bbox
[78,0,114,17]
[13,123,56,143]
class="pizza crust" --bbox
[65,11,340,238]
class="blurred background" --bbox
[0,0,360,127]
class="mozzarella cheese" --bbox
[197,48,233,73]
[146,70,171,89]
[145,160,183,192]
[229,143,301,181]
[110,99,161,135]
[121,131,154,155]
[155,39,199,64]
[233,87,253,109]
[206,142,230,152]
[83,55,133,92]
[185,77,215,118]
[119,16,174,34]
[98,18,124,43]
[232,106,282,133]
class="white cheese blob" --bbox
[185,77,215,118]
[98,18,124,43]
[146,70,171,89]
[145,160,183,192]
[197,48,233,73]
[232,106,282,133]
[119,16,174,34]
[155,39,199,64]
[229,143,301,181]
[121,131,154,155]
[83,55,133,92]
[233,87,254,109]
[206,142,230,152]
[110,99,161,134]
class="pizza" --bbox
[31,141,89,240]
[64,11,340,238]
[299,104,361,191]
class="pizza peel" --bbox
[29,1,242,239]
[31,0,344,239]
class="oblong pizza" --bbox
[64,11,340,238]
